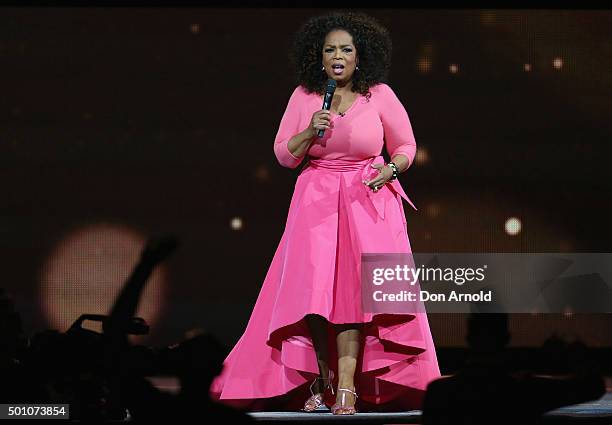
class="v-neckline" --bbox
[318,92,362,117]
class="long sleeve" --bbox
[274,86,306,169]
[379,84,417,168]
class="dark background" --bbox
[1,8,610,349]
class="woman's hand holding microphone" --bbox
[286,109,332,159]
[306,109,332,138]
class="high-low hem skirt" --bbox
[209,155,441,412]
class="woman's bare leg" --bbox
[305,314,331,393]
[334,323,362,406]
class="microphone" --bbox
[318,79,337,138]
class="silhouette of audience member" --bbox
[422,313,605,425]
[0,288,24,366]
[0,288,43,404]
[122,331,255,423]
[102,237,253,423]
[0,237,255,423]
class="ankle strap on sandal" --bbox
[336,387,357,398]
[309,370,335,395]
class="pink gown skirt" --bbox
[209,155,441,412]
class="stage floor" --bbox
[149,376,612,423]
[246,392,612,424]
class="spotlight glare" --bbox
[553,57,563,69]
[40,223,167,336]
[449,64,459,74]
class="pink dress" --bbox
[209,83,441,412]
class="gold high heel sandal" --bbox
[301,369,335,412]
[331,387,358,415]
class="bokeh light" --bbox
[425,202,441,218]
[230,217,243,230]
[504,217,522,235]
[415,146,429,165]
[254,165,270,182]
[480,11,496,26]
[417,57,432,73]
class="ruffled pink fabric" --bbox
[209,156,441,412]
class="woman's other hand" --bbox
[363,163,393,192]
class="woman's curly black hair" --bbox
[289,11,392,99]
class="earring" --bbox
[356,66,359,70]
[322,66,325,71]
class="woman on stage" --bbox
[210,11,440,414]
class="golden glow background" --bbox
[1,8,610,347]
